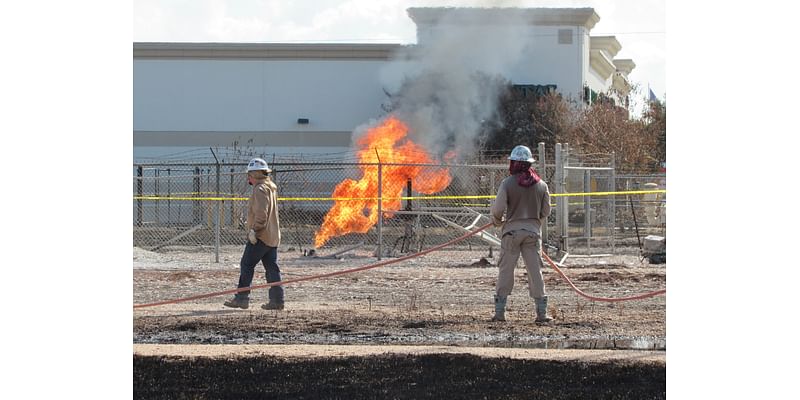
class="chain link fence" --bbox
[562,149,617,254]
[133,145,666,260]
[552,146,665,256]
[134,162,508,258]
[614,173,667,252]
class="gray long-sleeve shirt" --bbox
[490,175,551,236]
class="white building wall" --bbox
[134,59,389,132]
[135,60,262,132]
[414,24,586,100]
[512,25,584,98]
[134,59,391,161]
[587,68,611,94]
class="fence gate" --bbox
[552,144,617,255]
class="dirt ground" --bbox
[133,244,666,398]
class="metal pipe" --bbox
[629,195,643,253]
[405,179,412,211]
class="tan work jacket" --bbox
[247,176,281,247]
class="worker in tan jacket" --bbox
[224,158,284,310]
[490,145,553,323]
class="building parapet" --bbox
[590,49,616,80]
[613,59,636,77]
[133,42,405,60]
[590,36,622,58]
[407,7,600,30]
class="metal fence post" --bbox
[538,142,547,243]
[377,161,383,260]
[554,143,563,251]
[209,149,221,263]
[230,168,235,228]
[584,169,591,253]
[562,143,570,253]
[136,165,143,227]
[489,168,496,196]
[215,165,221,263]
[167,168,171,224]
[154,168,160,224]
[193,167,201,224]
[610,152,616,254]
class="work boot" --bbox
[261,301,284,310]
[223,296,249,309]
[535,296,553,323]
[491,295,507,321]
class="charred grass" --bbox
[134,353,665,399]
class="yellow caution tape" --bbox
[133,196,248,201]
[553,190,666,198]
[133,189,665,202]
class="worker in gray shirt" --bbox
[490,145,553,323]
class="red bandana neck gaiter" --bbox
[509,160,541,187]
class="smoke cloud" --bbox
[368,7,536,160]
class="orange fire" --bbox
[314,115,452,248]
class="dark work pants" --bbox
[235,240,284,303]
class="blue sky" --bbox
[133,0,666,105]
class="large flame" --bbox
[314,115,451,248]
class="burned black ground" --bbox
[134,353,665,399]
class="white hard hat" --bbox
[508,145,535,163]
[247,158,271,172]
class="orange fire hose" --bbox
[134,223,665,309]
[133,223,494,309]
[541,251,666,302]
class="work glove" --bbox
[248,229,257,245]
[491,215,504,227]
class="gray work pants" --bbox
[496,230,546,299]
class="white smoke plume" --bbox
[371,6,537,160]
